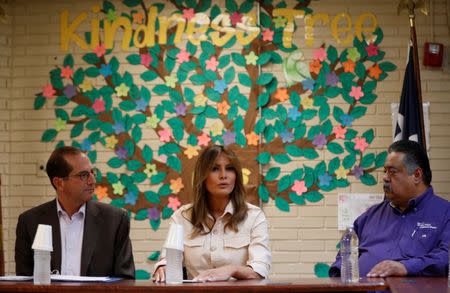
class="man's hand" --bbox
[367,260,407,277]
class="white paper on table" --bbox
[338,193,384,230]
[50,275,120,282]
[0,276,33,281]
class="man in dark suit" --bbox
[15,146,135,278]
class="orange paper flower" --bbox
[217,101,230,115]
[274,88,289,102]
[309,59,322,75]
[342,59,356,73]
[368,64,382,79]
[246,131,259,146]
[95,185,108,200]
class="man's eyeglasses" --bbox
[62,168,98,182]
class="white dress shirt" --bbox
[56,199,85,276]
[155,202,271,279]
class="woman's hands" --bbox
[194,265,262,282]
[152,266,166,283]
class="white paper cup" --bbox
[32,224,53,252]
[163,223,184,251]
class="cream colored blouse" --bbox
[154,202,271,279]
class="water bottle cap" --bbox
[32,224,53,252]
[164,223,184,251]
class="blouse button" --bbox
[211,246,216,251]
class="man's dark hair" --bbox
[46,146,82,189]
[388,140,432,185]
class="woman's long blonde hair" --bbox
[187,145,248,237]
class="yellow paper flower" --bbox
[242,168,251,185]
[144,163,157,177]
[105,135,118,149]
[146,115,159,128]
[335,165,348,180]
[170,177,184,194]
[165,74,178,88]
[209,122,224,136]
[55,117,67,131]
[184,145,199,159]
[79,79,93,92]
[245,51,259,65]
[194,94,208,107]
[301,97,314,109]
[112,182,125,195]
[115,83,130,97]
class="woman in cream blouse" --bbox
[153,145,271,282]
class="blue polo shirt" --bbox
[330,187,450,277]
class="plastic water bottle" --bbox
[165,248,183,284]
[340,227,359,283]
[33,249,51,284]
[164,223,184,284]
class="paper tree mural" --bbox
[34,0,396,277]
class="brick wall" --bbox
[3,0,450,278]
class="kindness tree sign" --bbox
[34,0,396,272]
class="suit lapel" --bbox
[80,201,100,275]
[40,199,62,273]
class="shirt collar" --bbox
[56,198,86,218]
[389,186,433,213]
[207,200,234,220]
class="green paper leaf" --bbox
[141,70,158,81]
[277,175,290,193]
[361,153,375,168]
[314,263,330,278]
[70,123,84,138]
[145,191,160,204]
[135,270,151,280]
[275,196,290,212]
[34,95,46,109]
[127,160,143,171]
[273,153,291,164]
[63,54,74,67]
[289,192,306,205]
[55,108,69,121]
[265,167,280,181]
[303,148,319,159]
[256,73,273,85]
[327,142,344,154]
[304,190,324,203]
[238,73,252,87]
[151,172,166,184]
[256,152,271,164]
[107,157,124,168]
[360,173,377,185]
[162,205,174,219]
[135,209,148,221]
[148,251,160,261]
[126,54,141,65]
[150,218,161,231]
[375,151,387,168]
[41,129,57,142]
[285,145,303,157]
[258,184,270,202]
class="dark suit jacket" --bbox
[15,199,135,279]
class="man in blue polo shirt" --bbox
[329,140,449,277]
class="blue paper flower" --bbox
[135,98,148,112]
[112,122,125,134]
[340,114,354,127]
[288,107,301,121]
[301,78,315,91]
[280,129,294,143]
[80,138,91,151]
[124,191,137,205]
[115,147,128,160]
[99,64,112,77]
[318,173,332,187]
[214,79,227,94]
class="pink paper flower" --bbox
[140,53,153,67]
[291,180,307,196]
[197,132,211,146]
[176,49,190,63]
[93,44,106,57]
[333,125,347,139]
[167,196,181,211]
[353,137,369,152]
[42,83,56,99]
[366,43,379,57]
[261,29,274,41]
[205,56,219,71]
[230,12,243,27]
[60,66,73,79]
[92,98,105,114]
[182,8,195,20]
[158,128,173,142]
[349,86,364,100]
[313,47,327,62]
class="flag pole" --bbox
[407,5,427,148]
